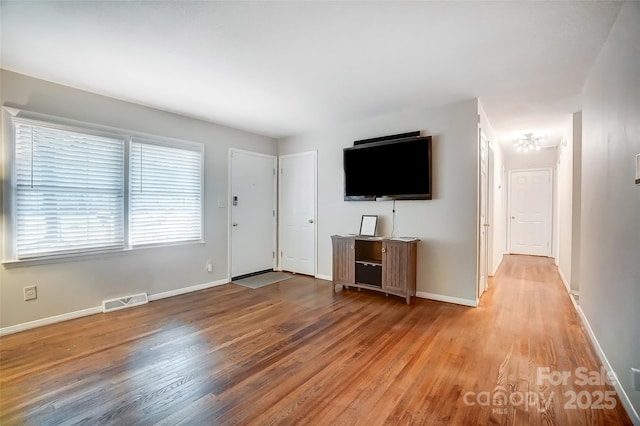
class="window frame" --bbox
[128,136,204,248]
[2,108,205,267]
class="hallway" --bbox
[477,254,631,423]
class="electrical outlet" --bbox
[206,261,213,273]
[24,286,37,301]
[632,368,640,391]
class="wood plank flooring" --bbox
[0,255,632,425]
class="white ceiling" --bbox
[0,1,622,148]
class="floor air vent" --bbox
[102,293,149,313]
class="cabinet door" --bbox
[332,237,355,285]
[382,241,409,293]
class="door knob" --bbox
[511,216,516,219]
[308,219,314,224]
[232,223,238,227]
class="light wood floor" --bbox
[0,255,632,425]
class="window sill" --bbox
[2,240,207,269]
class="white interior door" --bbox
[279,151,317,276]
[230,149,276,278]
[509,169,552,256]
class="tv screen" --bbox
[344,136,432,201]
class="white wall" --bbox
[489,143,506,275]
[505,148,557,170]
[556,114,574,290]
[570,112,582,294]
[580,1,640,418]
[0,70,277,329]
[278,99,479,305]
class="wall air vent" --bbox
[102,293,148,313]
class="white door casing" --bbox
[229,149,276,278]
[278,151,317,276]
[478,132,490,297]
[508,169,552,256]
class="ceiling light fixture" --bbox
[513,133,545,152]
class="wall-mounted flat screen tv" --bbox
[344,136,432,201]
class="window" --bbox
[10,115,203,261]
[130,140,202,246]
[14,121,125,258]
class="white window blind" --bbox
[130,140,202,246]
[14,121,125,258]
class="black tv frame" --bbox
[344,135,432,201]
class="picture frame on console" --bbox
[359,215,377,236]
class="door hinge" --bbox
[280,251,283,257]
[273,210,275,217]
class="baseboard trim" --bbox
[0,278,231,336]
[314,276,476,305]
[148,278,229,301]
[558,268,570,293]
[307,274,478,307]
[575,305,640,424]
[0,306,102,336]
[569,293,579,311]
[416,292,478,307]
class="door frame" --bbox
[227,148,277,280]
[507,167,553,257]
[277,150,318,277]
[477,131,490,299]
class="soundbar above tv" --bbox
[353,131,421,146]
[344,134,432,201]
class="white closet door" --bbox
[279,151,317,276]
